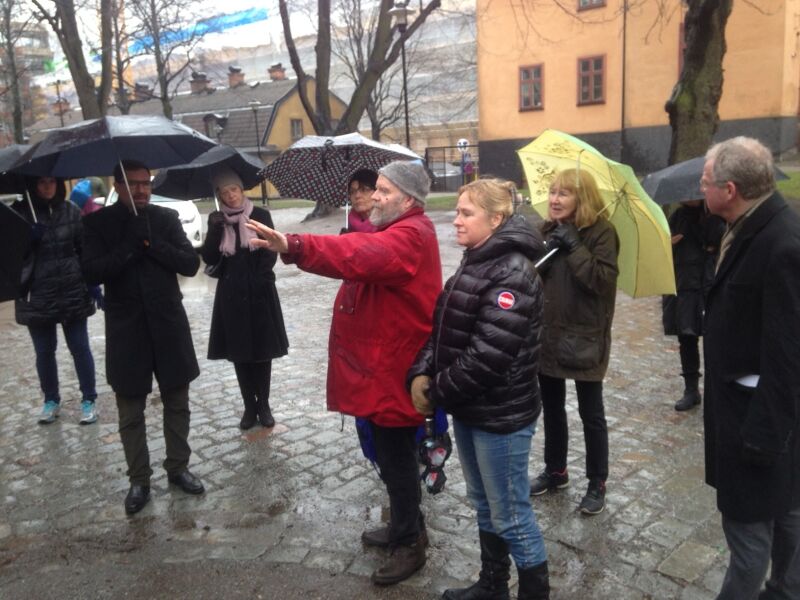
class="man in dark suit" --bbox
[82,160,204,515]
[702,137,800,599]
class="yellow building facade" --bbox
[477,0,800,181]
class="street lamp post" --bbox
[248,100,268,206]
[54,80,65,127]
[389,1,413,148]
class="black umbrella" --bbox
[263,132,421,206]
[0,202,32,302]
[0,144,30,194]
[12,115,216,178]
[152,144,266,200]
[642,156,789,206]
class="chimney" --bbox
[268,63,287,81]
[190,71,210,94]
[134,82,153,102]
[228,65,245,89]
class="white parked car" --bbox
[101,190,204,249]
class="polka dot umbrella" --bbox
[263,132,421,206]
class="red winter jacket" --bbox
[283,207,442,427]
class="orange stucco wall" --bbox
[477,0,799,142]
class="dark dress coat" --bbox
[81,201,200,397]
[13,189,94,327]
[538,218,619,382]
[408,214,545,434]
[662,205,724,337]
[703,192,800,522]
[200,206,288,363]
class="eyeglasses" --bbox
[699,178,729,192]
[127,180,152,189]
[349,185,374,196]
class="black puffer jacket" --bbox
[408,214,545,434]
[14,179,94,327]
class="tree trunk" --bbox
[57,1,103,119]
[1,3,24,142]
[665,0,733,165]
[96,0,114,114]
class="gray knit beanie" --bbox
[211,167,243,192]
[378,161,430,204]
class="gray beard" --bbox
[369,204,404,227]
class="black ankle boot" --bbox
[675,373,701,411]
[517,561,549,600]
[442,530,511,599]
[240,396,257,430]
[256,399,275,428]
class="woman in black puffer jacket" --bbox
[408,178,550,600]
[13,176,98,425]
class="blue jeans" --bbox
[453,419,547,569]
[28,319,96,403]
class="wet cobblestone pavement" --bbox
[0,208,727,599]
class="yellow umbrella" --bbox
[517,129,675,298]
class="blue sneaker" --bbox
[38,400,60,424]
[79,400,98,425]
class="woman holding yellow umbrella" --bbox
[529,168,619,516]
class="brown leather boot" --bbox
[370,542,426,585]
[361,523,429,548]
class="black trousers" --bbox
[677,334,701,379]
[233,360,272,404]
[116,384,192,486]
[370,422,423,547]
[539,374,608,483]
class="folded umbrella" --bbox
[518,128,675,298]
[641,156,790,206]
[152,144,266,200]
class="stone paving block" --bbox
[641,516,697,549]
[659,540,721,583]
[0,209,738,597]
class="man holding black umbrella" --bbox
[82,160,204,516]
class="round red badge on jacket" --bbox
[497,291,515,310]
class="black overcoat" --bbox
[662,205,724,336]
[200,206,289,363]
[81,201,200,396]
[703,192,800,522]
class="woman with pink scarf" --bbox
[201,169,288,429]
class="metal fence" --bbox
[425,144,479,193]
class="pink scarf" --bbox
[219,197,257,257]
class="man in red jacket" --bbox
[248,161,442,586]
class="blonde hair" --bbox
[458,177,515,222]
[549,169,606,228]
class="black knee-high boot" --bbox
[517,561,549,600]
[442,530,511,600]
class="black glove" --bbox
[207,211,225,231]
[741,442,779,468]
[88,285,105,311]
[126,214,150,249]
[30,222,47,242]
[548,223,581,253]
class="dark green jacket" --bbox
[538,218,619,382]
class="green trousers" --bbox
[116,384,192,486]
